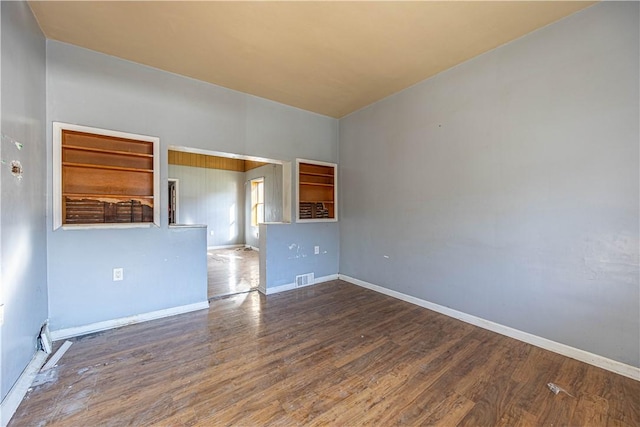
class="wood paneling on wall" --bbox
[168,150,267,172]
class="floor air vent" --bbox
[295,273,314,288]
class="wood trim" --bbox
[168,150,269,172]
[244,160,269,171]
[169,150,244,172]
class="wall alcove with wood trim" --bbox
[53,122,160,229]
[297,159,337,222]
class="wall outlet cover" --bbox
[113,268,124,281]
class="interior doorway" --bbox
[168,178,179,225]
[167,146,290,299]
[207,247,259,297]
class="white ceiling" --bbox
[29,1,595,118]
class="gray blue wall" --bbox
[1,1,47,400]
[168,165,246,247]
[261,222,339,289]
[46,41,339,331]
[339,2,639,367]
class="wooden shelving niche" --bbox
[297,160,337,221]
[61,130,155,225]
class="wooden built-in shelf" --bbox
[59,128,156,225]
[297,159,337,222]
[62,144,154,158]
[300,171,334,178]
[62,162,153,173]
[300,182,334,187]
[63,193,154,199]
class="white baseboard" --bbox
[264,274,338,295]
[50,301,210,341]
[1,350,48,427]
[207,244,259,251]
[207,244,245,250]
[339,274,640,381]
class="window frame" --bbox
[251,177,265,227]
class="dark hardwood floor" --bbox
[207,247,259,298]
[9,280,639,426]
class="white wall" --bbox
[339,2,639,367]
[168,165,246,247]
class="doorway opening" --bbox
[168,178,179,225]
[167,146,290,299]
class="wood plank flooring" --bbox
[207,247,259,298]
[10,280,639,426]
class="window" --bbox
[251,177,264,226]
[53,122,160,229]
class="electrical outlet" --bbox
[113,268,124,281]
[314,246,320,255]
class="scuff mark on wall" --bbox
[11,160,24,180]
[2,133,25,181]
[288,243,303,259]
[2,132,24,150]
[582,233,639,285]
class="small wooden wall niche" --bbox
[53,123,160,228]
[297,159,337,222]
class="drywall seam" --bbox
[50,301,209,341]
[1,350,48,427]
[339,274,640,381]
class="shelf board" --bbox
[62,144,153,158]
[299,182,334,187]
[299,200,335,204]
[64,193,154,199]
[300,171,334,178]
[63,162,153,173]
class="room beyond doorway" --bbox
[207,247,259,298]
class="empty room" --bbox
[1,1,638,426]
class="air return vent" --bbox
[295,273,314,288]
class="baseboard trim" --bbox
[50,301,210,341]
[339,274,640,381]
[1,350,48,427]
[265,274,338,295]
[245,245,260,252]
[207,244,245,250]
